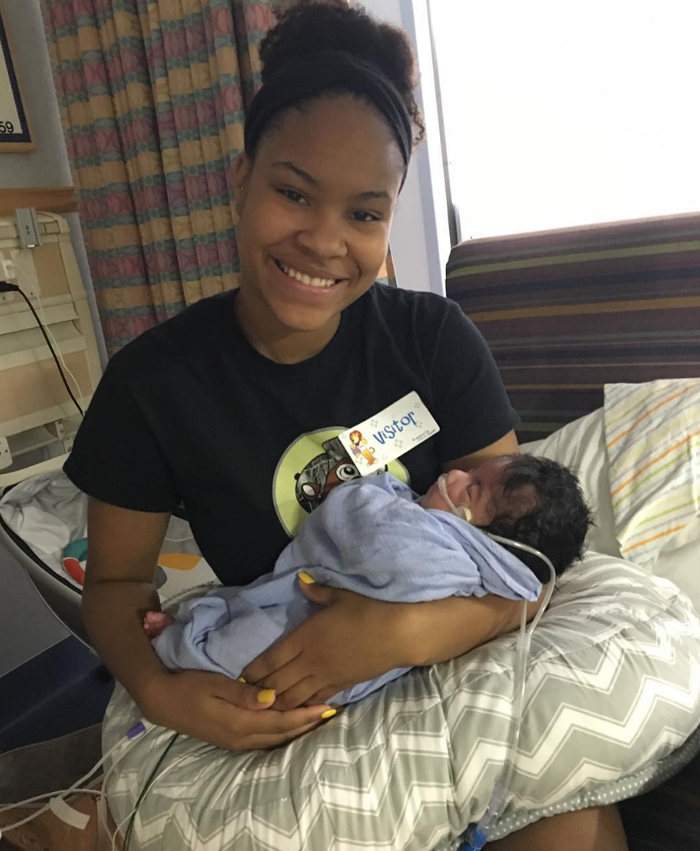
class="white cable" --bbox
[110,748,200,851]
[437,473,558,841]
[99,735,144,837]
[14,262,86,408]
[0,787,106,814]
[164,532,194,543]
[493,534,556,636]
[0,788,104,835]
[99,751,134,840]
[0,723,151,836]
[0,769,109,817]
[0,803,51,835]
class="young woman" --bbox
[65,3,628,849]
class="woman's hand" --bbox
[242,578,547,710]
[242,582,413,710]
[138,668,333,750]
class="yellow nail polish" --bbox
[257,689,276,703]
[321,708,337,719]
[298,571,316,585]
[237,676,247,683]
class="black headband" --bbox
[244,50,413,168]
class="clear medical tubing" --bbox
[436,474,556,849]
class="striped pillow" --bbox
[604,380,700,567]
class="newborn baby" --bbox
[145,454,591,705]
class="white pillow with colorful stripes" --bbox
[604,379,700,569]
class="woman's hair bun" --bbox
[262,1,424,144]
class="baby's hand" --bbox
[143,610,175,638]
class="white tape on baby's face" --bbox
[437,474,473,523]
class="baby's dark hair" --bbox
[479,454,593,581]
[260,1,424,145]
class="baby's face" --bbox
[420,456,514,526]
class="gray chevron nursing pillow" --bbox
[102,553,700,850]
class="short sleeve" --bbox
[63,349,179,513]
[431,301,519,462]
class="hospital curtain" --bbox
[41,0,276,355]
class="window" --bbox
[430,0,700,240]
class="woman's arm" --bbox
[402,590,545,667]
[84,497,333,748]
[82,497,171,701]
[442,429,519,472]
[244,582,545,708]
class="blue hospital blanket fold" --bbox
[153,473,542,704]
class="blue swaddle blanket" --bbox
[153,473,542,704]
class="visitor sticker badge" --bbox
[338,391,440,475]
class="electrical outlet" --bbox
[0,436,12,471]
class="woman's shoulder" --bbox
[109,291,237,375]
[367,281,457,311]
[357,283,473,347]
[362,282,463,326]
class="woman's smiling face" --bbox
[232,93,405,359]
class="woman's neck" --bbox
[235,290,341,364]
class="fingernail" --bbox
[321,708,337,719]
[257,689,276,703]
[237,676,247,683]
[298,571,316,585]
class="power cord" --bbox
[0,280,85,417]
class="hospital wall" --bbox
[0,0,82,678]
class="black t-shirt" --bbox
[64,284,517,584]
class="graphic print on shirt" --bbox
[273,427,409,537]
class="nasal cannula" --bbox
[437,473,557,850]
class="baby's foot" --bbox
[144,611,175,638]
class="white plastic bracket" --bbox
[1,258,16,281]
[0,436,12,471]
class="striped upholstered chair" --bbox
[445,211,700,851]
[446,212,700,442]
